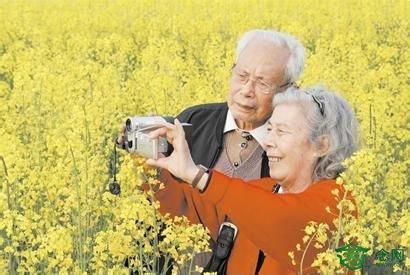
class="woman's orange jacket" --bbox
[156,170,347,274]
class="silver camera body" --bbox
[124,116,170,160]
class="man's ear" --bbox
[315,135,330,157]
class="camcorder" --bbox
[123,116,191,159]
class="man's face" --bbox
[228,39,290,130]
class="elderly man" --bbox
[168,29,304,176]
[155,29,305,273]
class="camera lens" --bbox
[126,119,132,131]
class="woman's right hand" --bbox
[146,119,199,184]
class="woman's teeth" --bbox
[270,157,281,162]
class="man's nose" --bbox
[240,80,256,97]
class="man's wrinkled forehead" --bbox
[236,38,291,65]
[234,39,291,83]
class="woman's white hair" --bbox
[273,86,360,180]
[236,29,305,84]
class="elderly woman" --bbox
[147,86,359,274]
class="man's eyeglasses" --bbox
[231,64,290,95]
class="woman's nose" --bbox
[263,133,277,149]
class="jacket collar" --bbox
[214,102,229,147]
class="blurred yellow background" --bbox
[0,0,408,273]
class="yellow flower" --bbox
[0,0,408,273]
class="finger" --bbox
[149,123,179,145]
[115,124,126,149]
[149,127,176,145]
[115,135,125,149]
[149,127,169,139]
[156,121,177,131]
[115,135,123,144]
[146,158,168,170]
[174,119,186,140]
[118,124,126,134]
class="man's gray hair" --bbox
[236,29,305,84]
[273,86,359,180]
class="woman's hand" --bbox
[146,119,198,184]
[115,124,126,149]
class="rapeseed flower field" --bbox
[0,0,408,273]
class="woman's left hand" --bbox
[146,119,198,183]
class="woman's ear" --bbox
[315,135,330,157]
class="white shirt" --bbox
[223,109,269,150]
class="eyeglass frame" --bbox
[230,63,293,95]
[305,92,325,116]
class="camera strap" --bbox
[109,142,121,195]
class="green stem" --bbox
[62,134,84,271]
[372,116,377,150]
[1,156,19,272]
[0,156,11,210]
[82,105,91,270]
[138,239,144,274]
[188,250,195,274]
[300,230,318,275]
[161,256,171,275]
[142,171,162,273]
[334,188,349,249]
[369,104,372,135]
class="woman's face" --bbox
[264,103,319,191]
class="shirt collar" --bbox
[223,109,269,149]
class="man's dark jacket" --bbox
[170,102,270,178]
